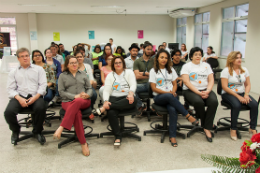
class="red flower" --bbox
[241,141,250,152]
[256,167,260,173]
[251,133,260,143]
[239,149,256,168]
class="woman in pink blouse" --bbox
[99,54,113,101]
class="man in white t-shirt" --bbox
[163,42,170,53]
[109,38,116,54]
[125,44,140,70]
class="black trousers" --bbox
[107,96,137,139]
[4,97,46,134]
[222,93,258,130]
[183,90,218,130]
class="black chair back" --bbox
[217,79,222,96]
[185,54,189,61]
[207,58,219,69]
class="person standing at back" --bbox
[133,42,154,116]
[109,38,117,54]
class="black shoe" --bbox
[11,132,19,144]
[169,138,178,147]
[34,133,46,145]
[205,134,213,143]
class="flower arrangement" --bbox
[202,133,260,173]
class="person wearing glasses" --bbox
[4,48,47,145]
[96,56,137,146]
[32,50,56,103]
[53,55,93,156]
[75,51,97,119]
[99,54,113,101]
[221,51,258,140]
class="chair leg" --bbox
[123,133,141,141]
[100,131,114,138]
[58,136,76,149]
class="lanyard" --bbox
[143,60,149,72]
[159,69,167,81]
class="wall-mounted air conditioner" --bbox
[169,9,197,18]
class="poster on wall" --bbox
[53,32,60,41]
[89,31,95,39]
[0,32,11,59]
[30,31,37,40]
[138,30,143,39]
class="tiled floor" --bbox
[0,73,259,173]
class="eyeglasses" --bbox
[174,54,181,56]
[114,62,122,65]
[19,55,30,58]
[34,55,42,57]
[76,56,83,58]
[69,62,78,65]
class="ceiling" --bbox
[0,0,226,14]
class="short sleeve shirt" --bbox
[110,71,129,97]
[220,67,249,94]
[133,56,154,84]
[99,57,107,67]
[149,67,178,96]
[181,62,213,90]
[125,56,139,70]
[172,61,185,77]
[53,54,64,65]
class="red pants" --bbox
[61,98,91,144]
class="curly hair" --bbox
[153,49,172,74]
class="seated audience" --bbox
[70,45,78,55]
[99,54,113,101]
[89,45,103,70]
[32,50,56,103]
[221,51,258,140]
[77,43,91,58]
[50,45,64,71]
[181,47,218,142]
[149,49,198,147]
[4,48,47,145]
[125,44,140,70]
[113,46,126,59]
[109,38,117,53]
[96,56,137,146]
[76,47,94,71]
[59,43,70,60]
[202,46,218,62]
[45,48,62,104]
[98,44,112,70]
[133,43,154,116]
[53,56,93,156]
[75,51,97,115]
[180,43,188,62]
[163,42,170,53]
[139,43,144,54]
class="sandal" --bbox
[114,139,121,146]
[169,138,178,147]
[89,113,95,120]
[186,114,199,126]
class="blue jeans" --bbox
[44,88,54,102]
[222,93,258,130]
[154,93,189,138]
[90,87,97,109]
[135,82,149,108]
[55,79,59,96]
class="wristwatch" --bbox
[143,71,146,76]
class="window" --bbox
[194,12,210,53]
[176,17,187,49]
[0,18,17,55]
[221,3,249,57]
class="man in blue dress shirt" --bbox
[4,48,47,145]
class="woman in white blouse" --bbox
[149,49,198,147]
[181,47,218,143]
[202,46,218,62]
[221,51,258,140]
[96,56,137,146]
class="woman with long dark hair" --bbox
[98,44,112,70]
[149,49,198,147]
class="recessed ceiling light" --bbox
[91,5,123,8]
[18,4,55,7]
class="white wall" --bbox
[36,14,174,53]
[176,0,260,94]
